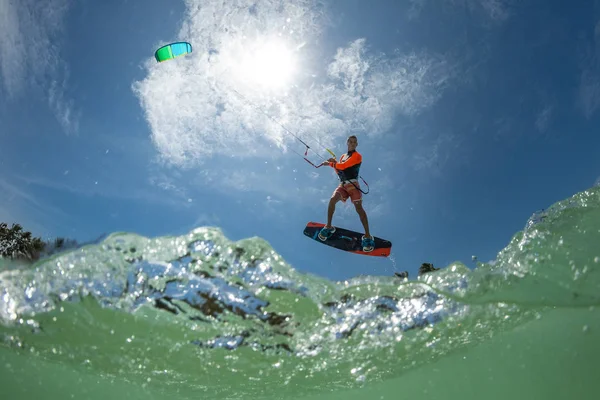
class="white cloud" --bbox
[0,0,78,133]
[186,161,330,205]
[478,0,511,22]
[325,39,450,127]
[412,132,462,174]
[535,104,553,133]
[579,67,600,119]
[492,116,514,142]
[48,75,79,134]
[148,170,191,202]
[578,19,600,119]
[11,173,191,209]
[0,177,69,238]
[0,178,56,214]
[363,175,395,218]
[407,0,427,20]
[0,0,23,96]
[133,0,450,202]
[409,0,513,23]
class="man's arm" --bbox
[334,153,362,170]
[319,157,337,167]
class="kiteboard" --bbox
[303,222,392,257]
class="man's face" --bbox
[347,137,358,151]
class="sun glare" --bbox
[231,37,297,91]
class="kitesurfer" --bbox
[317,135,375,252]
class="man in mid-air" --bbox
[317,135,375,252]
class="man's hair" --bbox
[347,135,357,141]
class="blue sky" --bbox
[1,0,599,280]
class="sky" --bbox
[1,0,599,281]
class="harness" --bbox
[337,169,370,195]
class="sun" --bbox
[231,36,297,91]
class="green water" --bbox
[1,186,599,399]
[299,307,600,400]
[2,306,598,399]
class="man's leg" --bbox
[326,194,341,228]
[354,201,374,252]
[319,193,342,241]
[353,201,371,238]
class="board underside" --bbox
[303,222,392,257]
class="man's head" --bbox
[347,135,358,152]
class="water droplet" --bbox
[583,325,589,333]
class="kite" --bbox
[154,42,193,63]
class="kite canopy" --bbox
[154,42,192,62]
